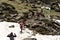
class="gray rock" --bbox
[23,38,37,40]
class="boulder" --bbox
[23,38,37,40]
[9,25,15,28]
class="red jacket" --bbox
[19,22,24,28]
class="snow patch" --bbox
[0,21,60,40]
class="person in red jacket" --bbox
[19,21,25,33]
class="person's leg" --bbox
[21,28,22,33]
[20,26,23,33]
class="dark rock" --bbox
[1,2,15,9]
[9,0,15,1]
[9,25,15,28]
[51,2,60,12]
[23,38,37,40]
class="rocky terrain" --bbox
[0,0,60,35]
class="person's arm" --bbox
[7,34,10,37]
[13,33,17,37]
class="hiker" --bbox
[7,32,17,40]
[19,20,25,33]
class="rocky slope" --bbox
[0,0,60,35]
